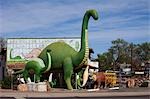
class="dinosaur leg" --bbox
[63,57,73,90]
[23,70,29,83]
[35,73,41,82]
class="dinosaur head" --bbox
[88,9,99,20]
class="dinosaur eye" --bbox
[47,49,51,52]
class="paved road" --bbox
[1,96,150,99]
[0,87,150,99]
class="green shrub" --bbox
[1,76,11,89]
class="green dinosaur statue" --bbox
[13,9,99,90]
[13,49,51,83]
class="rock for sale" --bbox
[17,84,28,91]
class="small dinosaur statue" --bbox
[13,9,99,90]
[9,49,22,59]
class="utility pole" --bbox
[130,43,133,72]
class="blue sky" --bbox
[0,0,149,57]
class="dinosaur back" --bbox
[39,42,78,69]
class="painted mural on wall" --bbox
[7,38,80,69]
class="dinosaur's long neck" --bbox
[74,10,98,70]
[75,29,89,69]
[41,52,51,73]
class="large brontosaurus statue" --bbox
[13,9,98,90]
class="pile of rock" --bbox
[17,82,50,92]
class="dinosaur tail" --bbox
[13,69,24,75]
[41,50,52,73]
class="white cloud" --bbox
[0,0,149,55]
[1,0,148,34]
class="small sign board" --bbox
[135,72,144,75]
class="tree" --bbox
[96,38,149,71]
[136,42,150,61]
[89,48,94,60]
[110,39,129,70]
[0,38,7,61]
[97,52,112,71]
